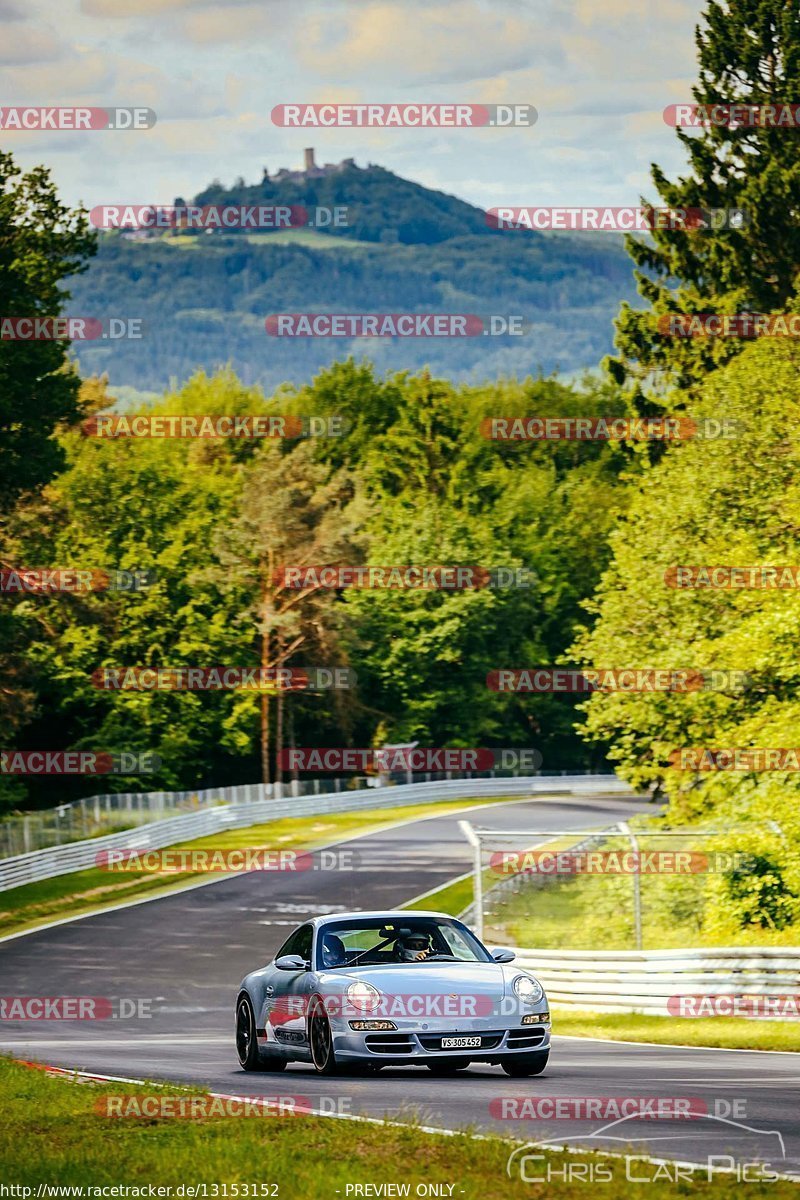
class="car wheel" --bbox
[236,994,287,1072]
[426,1060,470,1074]
[308,996,338,1075]
[502,1050,549,1077]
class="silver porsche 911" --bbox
[235,910,550,1076]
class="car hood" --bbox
[321,961,511,996]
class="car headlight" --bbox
[512,974,543,1003]
[345,981,381,1012]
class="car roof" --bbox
[312,910,452,927]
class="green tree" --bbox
[608,0,800,400]
[343,370,630,763]
[211,440,362,784]
[0,151,96,511]
[574,337,800,842]
[4,372,267,803]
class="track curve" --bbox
[1,792,798,1176]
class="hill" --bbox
[193,155,493,244]
[66,158,639,393]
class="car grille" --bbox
[418,1031,505,1052]
[364,1032,415,1055]
[506,1027,547,1049]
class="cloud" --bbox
[6,0,700,225]
[0,26,64,63]
[80,0,281,15]
[81,0,203,14]
[297,2,544,85]
[1,54,114,98]
[0,49,229,120]
[178,4,285,45]
[572,0,696,26]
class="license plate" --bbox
[441,1036,482,1049]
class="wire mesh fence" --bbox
[459,819,788,952]
[0,767,608,859]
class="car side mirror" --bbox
[491,948,516,964]
[275,954,309,971]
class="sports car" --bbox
[235,910,550,1076]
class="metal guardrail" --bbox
[0,773,632,893]
[0,769,622,858]
[0,777,366,857]
[512,946,800,1017]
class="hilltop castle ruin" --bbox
[262,148,356,183]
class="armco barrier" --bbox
[0,774,632,893]
[512,946,800,1017]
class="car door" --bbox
[265,923,314,1050]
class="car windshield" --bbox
[316,917,491,969]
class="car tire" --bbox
[426,1061,470,1074]
[236,994,287,1072]
[308,996,338,1075]
[502,1050,549,1077]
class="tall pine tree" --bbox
[0,152,96,511]
[608,0,800,404]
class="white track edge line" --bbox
[9,1058,799,1182]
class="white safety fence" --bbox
[0,769,626,858]
[0,776,370,857]
[0,773,632,893]
[511,946,800,1018]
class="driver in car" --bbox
[320,932,347,968]
[394,930,434,961]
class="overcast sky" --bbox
[1,0,703,213]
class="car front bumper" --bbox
[331,1021,551,1063]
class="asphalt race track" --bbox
[1,792,798,1178]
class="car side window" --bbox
[275,924,313,962]
[294,924,313,963]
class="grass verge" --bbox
[0,798,507,941]
[0,1056,794,1196]
[552,1007,800,1052]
